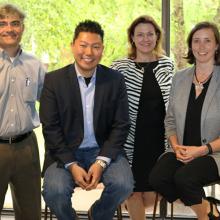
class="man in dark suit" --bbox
[40,20,134,220]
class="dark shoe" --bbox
[88,205,94,220]
[207,197,220,220]
[73,209,79,220]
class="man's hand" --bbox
[85,162,103,191]
[69,163,89,189]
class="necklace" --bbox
[194,70,213,90]
[135,62,151,70]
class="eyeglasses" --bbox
[0,20,23,29]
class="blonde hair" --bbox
[127,15,165,59]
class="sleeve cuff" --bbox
[96,156,111,165]
[65,161,78,169]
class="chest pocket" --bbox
[22,76,38,102]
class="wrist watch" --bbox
[95,159,107,169]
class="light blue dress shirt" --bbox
[76,65,98,149]
[65,64,111,168]
[0,48,45,137]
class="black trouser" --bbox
[149,152,219,206]
[0,132,41,220]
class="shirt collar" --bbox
[74,63,96,80]
[0,46,22,61]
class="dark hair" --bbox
[127,15,165,59]
[185,21,220,65]
[0,3,25,20]
[73,20,104,42]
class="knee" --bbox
[149,170,165,191]
[104,156,134,198]
[42,178,73,204]
[126,192,145,207]
[42,164,74,204]
[109,177,134,198]
[117,179,133,197]
[128,192,142,201]
[174,171,192,192]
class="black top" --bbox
[183,78,211,146]
[132,61,165,191]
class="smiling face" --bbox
[132,22,158,58]
[192,28,218,65]
[71,32,104,77]
[0,15,24,50]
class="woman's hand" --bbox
[183,145,208,159]
[174,145,208,163]
[174,145,193,163]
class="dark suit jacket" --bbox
[40,64,130,175]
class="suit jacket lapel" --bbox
[177,67,194,143]
[66,64,84,126]
[201,65,220,127]
[93,65,105,132]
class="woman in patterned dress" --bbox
[110,15,174,220]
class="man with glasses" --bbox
[0,4,45,220]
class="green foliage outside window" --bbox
[2,0,220,71]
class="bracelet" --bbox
[95,159,107,169]
[206,143,213,155]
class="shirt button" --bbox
[11,94,14,97]
[10,109,14,112]
[11,78,15,83]
[202,139,207,143]
[11,123,14,127]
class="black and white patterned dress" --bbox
[111,57,174,191]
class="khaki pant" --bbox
[0,132,41,220]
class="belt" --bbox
[0,131,32,144]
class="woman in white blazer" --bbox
[149,22,220,220]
